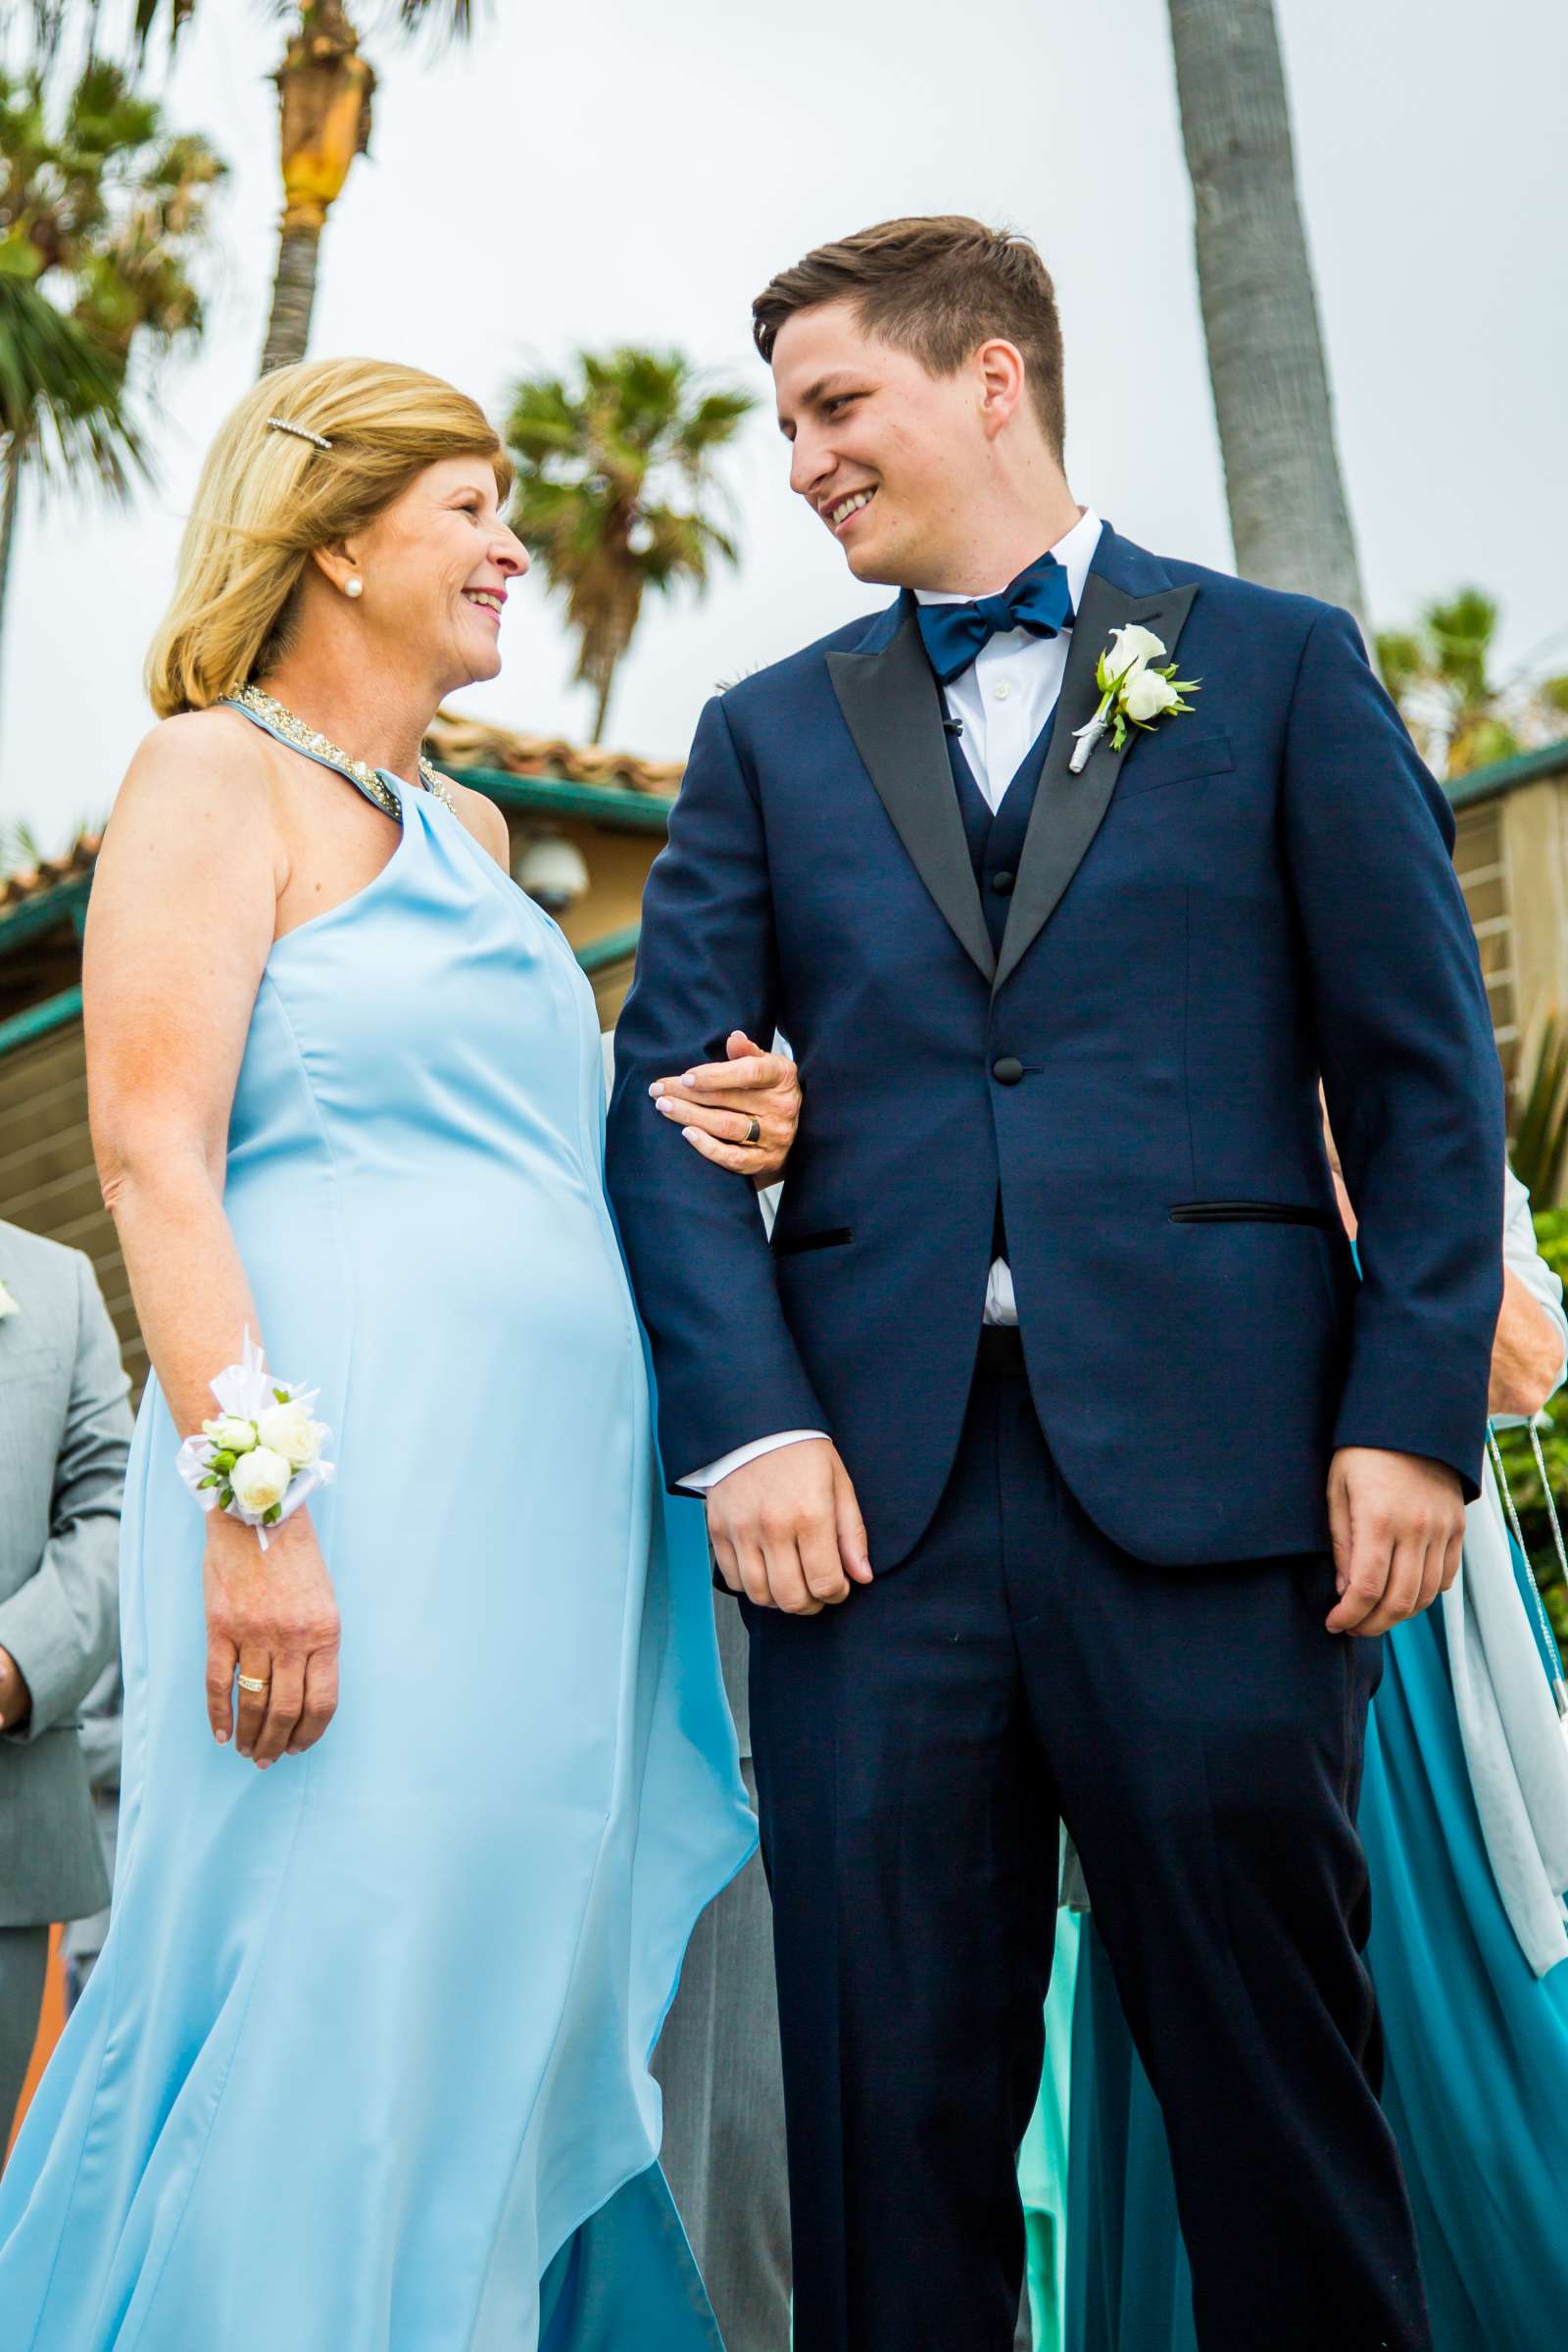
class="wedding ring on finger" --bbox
[236,1673,270,1693]
[744,1117,761,1146]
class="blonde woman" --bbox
[0,358,797,2349]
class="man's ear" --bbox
[975,338,1027,440]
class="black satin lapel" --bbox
[993,575,1200,996]
[827,612,996,983]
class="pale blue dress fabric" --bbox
[0,721,756,2348]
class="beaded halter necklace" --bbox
[223,683,456,819]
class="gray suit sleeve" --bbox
[0,1251,130,1741]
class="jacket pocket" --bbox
[772,1226,854,1257]
[1114,729,1235,799]
[1168,1200,1338,1230]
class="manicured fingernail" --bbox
[681,1071,697,1087]
[648,1081,661,1098]
[657,1097,675,1114]
[257,1759,272,1771]
[215,1729,229,1744]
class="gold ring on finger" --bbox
[236,1673,270,1693]
[744,1117,761,1146]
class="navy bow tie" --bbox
[914,551,1075,687]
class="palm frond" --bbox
[0,272,145,492]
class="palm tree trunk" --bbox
[0,442,22,668]
[258,2,375,377]
[1167,0,1368,636]
[262,221,324,374]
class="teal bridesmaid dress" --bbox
[0,704,756,2348]
[1040,1543,1568,2352]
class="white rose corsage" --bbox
[175,1329,335,1550]
[1069,623,1200,773]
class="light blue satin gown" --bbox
[0,707,756,2349]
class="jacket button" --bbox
[992,1055,1024,1085]
[991,868,1015,895]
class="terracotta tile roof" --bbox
[424,710,684,797]
[0,712,683,930]
[0,831,102,917]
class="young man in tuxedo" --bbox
[609,216,1503,2350]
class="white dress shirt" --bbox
[680,510,1103,1493]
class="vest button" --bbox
[991,868,1015,895]
[992,1055,1024,1085]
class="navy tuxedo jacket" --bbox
[607,526,1505,1570]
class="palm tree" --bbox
[505,349,756,744]
[131,2,479,374]
[1166,0,1369,636]
[0,58,222,665]
[1377,588,1568,779]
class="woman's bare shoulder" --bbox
[441,773,511,869]
[112,707,282,838]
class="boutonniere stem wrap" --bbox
[1069,623,1200,774]
[175,1329,335,1550]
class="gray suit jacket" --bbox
[0,1221,131,1926]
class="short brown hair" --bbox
[753,215,1066,459]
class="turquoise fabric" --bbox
[1016,1908,1082,2351]
[1046,1596,1568,2351]
[0,745,755,2346]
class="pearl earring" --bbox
[344,576,363,600]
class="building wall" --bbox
[0,1018,145,1394]
[1455,799,1520,1101]
[1500,780,1568,1140]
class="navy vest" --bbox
[945,707,1055,949]
[945,706,1056,1263]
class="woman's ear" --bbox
[310,541,364,600]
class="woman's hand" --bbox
[648,1030,802,1181]
[204,1509,341,1767]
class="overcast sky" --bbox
[2,0,1563,847]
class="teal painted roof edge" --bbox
[0,926,640,1057]
[575,922,640,977]
[1445,735,1568,809]
[0,869,92,952]
[0,983,82,1058]
[436,764,675,831]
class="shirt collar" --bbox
[913,508,1103,615]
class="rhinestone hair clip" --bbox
[266,415,333,452]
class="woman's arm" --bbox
[85,717,279,1432]
[1492,1168,1567,1418]
[85,714,340,1768]
[1325,1098,1565,1424]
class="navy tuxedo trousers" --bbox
[744,1332,1430,2352]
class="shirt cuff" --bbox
[678,1430,828,1494]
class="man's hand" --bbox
[1326,1447,1466,1637]
[649,1031,802,1180]
[0,1643,32,1732]
[708,1437,873,1614]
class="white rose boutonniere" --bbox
[175,1329,335,1550]
[1069,627,1200,774]
[0,1277,18,1320]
